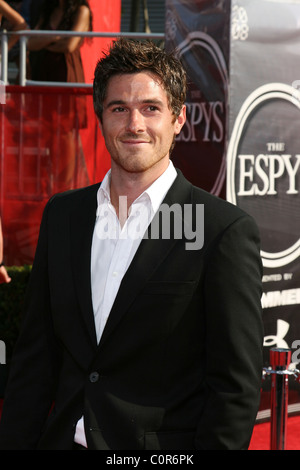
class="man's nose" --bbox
[126,109,145,133]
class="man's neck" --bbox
[109,160,169,224]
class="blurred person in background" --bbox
[27,0,93,192]
[27,0,92,83]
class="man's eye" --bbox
[113,107,126,112]
[148,106,158,111]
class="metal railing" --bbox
[0,29,165,87]
[263,348,300,450]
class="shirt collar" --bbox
[96,161,177,215]
[141,161,177,213]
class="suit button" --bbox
[89,371,99,383]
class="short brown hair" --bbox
[93,38,187,121]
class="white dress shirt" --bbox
[74,161,177,446]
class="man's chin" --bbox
[111,153,170,175]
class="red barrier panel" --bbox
[0,86,111,266]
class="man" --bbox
[0,39,263,450]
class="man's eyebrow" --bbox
[105,100,126,108]
[141,99,164,106]
[105,98,165,108]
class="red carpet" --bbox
[249,415,300,450]
[0,398,299,449]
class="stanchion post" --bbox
[269,347,291,450]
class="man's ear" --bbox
[174,105,186,135]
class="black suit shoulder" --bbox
[174,169,257,228]
[46,183,100,216]
[50,182,100,205]
[192,184,251,222]
[192,183,260,244]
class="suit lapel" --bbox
[70,184,100,349]
[99,170,192,349]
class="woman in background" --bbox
[27,0,93,193]
[28,0,92,83]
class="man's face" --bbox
[99,72,186,176]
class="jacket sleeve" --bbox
[195,214,264,450]
[0,198,60,449]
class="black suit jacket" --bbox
[0,170,263,450]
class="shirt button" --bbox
[89,371,99,383]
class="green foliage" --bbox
[0,266,32,363]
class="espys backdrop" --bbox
[165,0,300,414]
